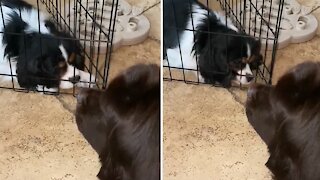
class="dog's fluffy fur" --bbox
[76,64,160,180]
[164,0,262,87]
[0,0,93,91]
[246,61,320,179]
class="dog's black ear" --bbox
[16,72,34,89]
[198,47,232,87]
[193,21,234,87]
[36,55,62,75]
[24,55,54,74]
[16,60,38,89]
[22,55,62,88]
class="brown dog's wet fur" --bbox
[76,64,160,180]
[246,61,320,180]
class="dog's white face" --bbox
[59,45,95,89]
[236,63,254,84]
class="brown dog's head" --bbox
[75,64,160,180]
[246,61,320,180]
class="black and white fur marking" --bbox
[0,0,94,91]
[164,0,262,87]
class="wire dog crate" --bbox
[163,0,285,87]
[0,0,119,95]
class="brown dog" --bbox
[75,64,160,180]
[246,61,320,180]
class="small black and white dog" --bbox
[0,0,94,91]
[164,0,263,87]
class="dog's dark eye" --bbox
[237,59,244,65]
[250,57,263,70]
[69,75,81,83]
[229,60,246,70]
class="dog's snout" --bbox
[77,88,88,105]
[69,75,81,83]
[246,74,254,82]
[247,84,259,100]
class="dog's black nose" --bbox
[246,74,254,82]
[247,83,259,100]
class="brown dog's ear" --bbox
[102,63,160,116]
[97,160,126,180]
[246,84,277,145]
[246,111,277,146]
[97,157,127,180]
[275,61,320,111]
[251,62,320,144]
[265,142,295,179]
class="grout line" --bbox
[55,96,75,115]
[148,36,161,43]
[227,89,245,106]
[138,1,161,16]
